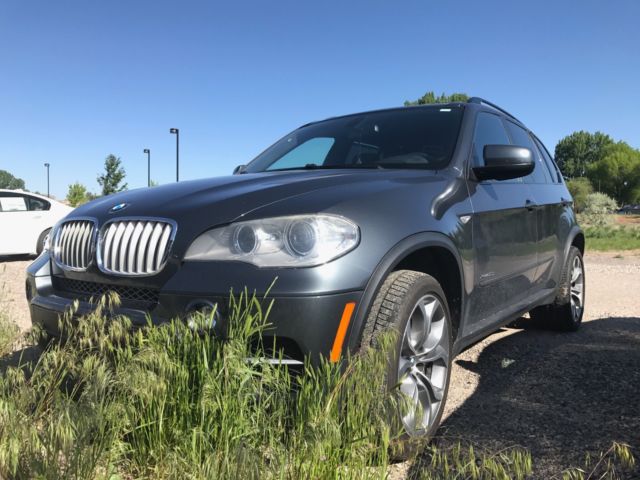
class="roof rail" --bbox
[467,97,522,124]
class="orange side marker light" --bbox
[330,302,356,363]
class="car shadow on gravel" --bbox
[418,316,640,478]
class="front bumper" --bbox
[26,253,363,363]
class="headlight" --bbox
[184,214,359,267]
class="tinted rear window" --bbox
[246,107,464,172]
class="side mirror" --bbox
[473,145,534,181]
[233,165,246,175]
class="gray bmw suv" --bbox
[27,97,585,441]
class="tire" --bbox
[530,246,585,331]
[36,228,51,256]
[362,270,453,459]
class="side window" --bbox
[266,137,335,171]
[27,197,50,211]
[0,194,28,212]
[533,136,561,183]
[472,112,511,168]
[505,121,549,184]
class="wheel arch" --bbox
[347,232,466,352]
[36,227,52,255]
[563,226,585,262]
[571,229,585,255]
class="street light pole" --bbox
[170,128,179,182]
[143,149,151,187]
[44,163,50,197]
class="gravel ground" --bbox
[1,251,639,478]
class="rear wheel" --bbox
[530,246,585,331]
[362,270,452,458]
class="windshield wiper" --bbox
[268,164,384,172]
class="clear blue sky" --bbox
[1,0,638,199]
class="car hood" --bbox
[75,170,432,220]
[68,169,452,249]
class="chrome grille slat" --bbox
[155,224,173,271]
[60,224,71,266]
[77,223,87,267]
[103,224,117,271]
[136,223,155,274]
[52,220,96,271]
[71,223,82,268]
[98,219,174,276]
[66,224,75,265]
[67,223,77,267]
[146,223,163,273]
[110,223,127,271]
[81,223,92,266]
[128,222,145,274]
[119,223,136,272]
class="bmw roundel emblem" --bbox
[109,202,129,213]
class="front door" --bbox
[464,112,538,336]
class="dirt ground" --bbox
[2,252,639,478]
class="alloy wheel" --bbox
[570,255,584,321]
[397,294,449,435]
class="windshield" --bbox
[244,106,464,173]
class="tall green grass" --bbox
[0,290,633,479]
[584,225,640,251]
[0,290,399,479]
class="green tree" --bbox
[566,177,593,213]
[404,91,469,106]
[66,182,91,207]
[554,131,613,178]
[0,170,26,189]
[587,142,640,204]
[97,154,127,196]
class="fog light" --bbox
[185,300,221,330]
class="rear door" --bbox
[504,120,558,290]
[0,192,31,254]
[465,112,538,335]
[529,135,570,289]
[24,195,53,252]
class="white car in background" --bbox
[0,189,73,256]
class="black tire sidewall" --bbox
[562,247,585,329]
[36,228,51,255]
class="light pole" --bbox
[169,128,179,182]
[143,149,151,187]
[44,163,50,197]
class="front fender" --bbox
[345,231,466,353]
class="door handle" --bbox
[525,199,539,211]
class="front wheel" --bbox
[362,270,453,457]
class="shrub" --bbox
[582,192,618,227]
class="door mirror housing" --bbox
[473,145,534,181]
[233,164,247,175]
